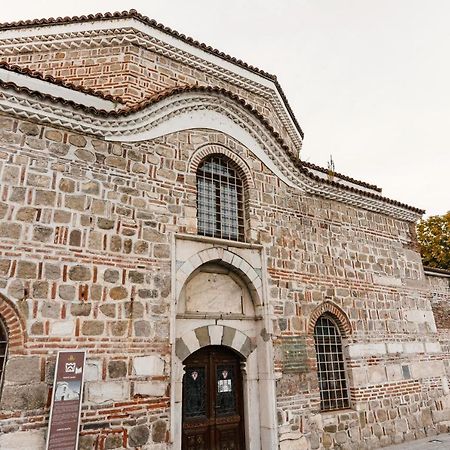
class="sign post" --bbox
[46,350,86,450]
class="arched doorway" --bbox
[182,345,246,449]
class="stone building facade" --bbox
[0,10,448,450]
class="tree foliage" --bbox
[416,211,450,270]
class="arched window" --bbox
[314,315,349,411]
[0,317,7,397]
[197,155,245,241]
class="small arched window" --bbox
[0,317,7,397]
[314,315,349,411]
[197,155,245,241]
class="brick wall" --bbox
[1,41,297,151]
[0,112,448,449]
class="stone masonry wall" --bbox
[0,111,448,449]
[427,271,450,423]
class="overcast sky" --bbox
[2,1,449,216]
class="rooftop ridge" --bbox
[0,60,125,104]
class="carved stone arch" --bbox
[188,143,255,191]
[308,301,352,337]
[175,247,263,306]
[0,294,27,354]
[175,325,255,362]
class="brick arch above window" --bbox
[0,294,26,354]
[308,301,352,337]
[189,143,255,191]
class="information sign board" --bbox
[46,351,86,450]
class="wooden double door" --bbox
[182,346,246,450]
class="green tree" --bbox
[416,211,450,270]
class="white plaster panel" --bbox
[386,364,403,382]
[425,342,442,353]
[386,343,403,354]
[86,381,130,403]
[410,361,444,379]
[134,381,167,397]
[84,359,101,382]
[372,275,402,287]
[403,342,425,354]
[349,367,368,387]
[367,366,387,384]
[133,355,165,376]
[347,343,386,358]
[185,272,243,314]
[50,320,75,336]
[405,310,435,325]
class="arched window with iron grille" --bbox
[197,155,245,242]
[314,314,350,411]
[0,317,7,398]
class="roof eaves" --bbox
[0,79,424,215]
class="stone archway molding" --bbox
[175,247,263,304]
[188,143,256,191]
[175,325,255,362]
[0,293,27,354]
[307,300,352,337]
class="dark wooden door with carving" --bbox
[182,345,246,450]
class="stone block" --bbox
[4,356,41,384]
[82,320,104,336]
[84,359,101,382]
[105,433,123,449]
[432,409,450,423]
[51,320,75,336]
[348,343,386,358]
[152,420,167,443]
[410,360,444,379]
[134,381,167,397]
[386,343,403,354]
[133,355,165,376]
[109,286,128,300]
[0,430,46,450]
[86,381,129,403]
[386,364,403,382]
[108,360,127,379]
[16,261,37,279]
[424,342,441,353]
[128,425,150,447]
[403,342,425,354]
[68,265,91,281]
[0,383,47,410]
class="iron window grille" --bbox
[314,315,350,411]
[197,155,245,242]
[0,318,7,399]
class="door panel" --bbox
[182,346,245,450]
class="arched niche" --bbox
[177,262,256,318]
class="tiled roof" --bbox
[0,77,424,215]
[423,266,450,276]
[0,61,125,103]
[0,10,304,139]
[302,160,382,192]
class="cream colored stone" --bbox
[185,272,243,314]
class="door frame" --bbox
[171,241,279,450]
[182,345,246,449]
